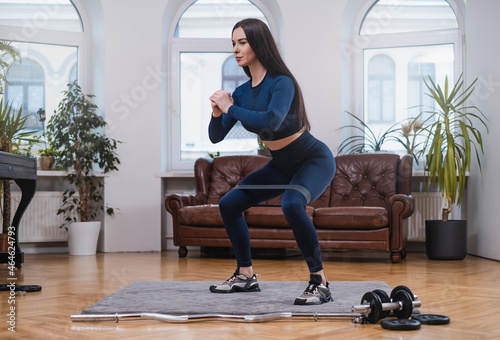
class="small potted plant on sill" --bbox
[419,74,488,260]
[46,81,121,256]
[37,134,60,171]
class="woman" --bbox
[208,18,335,305]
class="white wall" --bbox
[75,0,499,260]
[465,0,500,261]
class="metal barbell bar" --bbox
[71,311,370,324]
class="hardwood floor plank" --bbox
[1,250,499,339]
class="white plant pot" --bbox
[68,221,101,256]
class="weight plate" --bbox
[390,285,415,301]
[392,289,413,319]
[412,314,450,325]
[361,291,383,324]
[372,289,391,319]
[381,319,421,331]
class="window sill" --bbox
[155,172,194,178]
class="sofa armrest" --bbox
[165,194,199,214]
[195,158,213,201]
[388,194,414,252]
[389,194,414,219]
[165,194,199,246]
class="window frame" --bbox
[166,0,279,171]
[352,0,464,152]
[0,0,88,93]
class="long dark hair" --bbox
[232,18,310,131]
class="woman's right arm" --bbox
[208,113,237,143]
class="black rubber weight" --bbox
[390,285,415,301]
[391,289,413,319]
[381,319,421,331]
[361,291,383,324]
[412,314,450,325]
[0,284,42,292]
[372,289,391,319]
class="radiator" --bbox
[10,191,67,242]
[407,192,446,242]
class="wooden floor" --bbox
[1,249,499,339]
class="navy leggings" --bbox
[218,132,335,272]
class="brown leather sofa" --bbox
[165,153,414,263]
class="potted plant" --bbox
[420,74,488,260]
[37,134,59,170]
[46,81,121,255]
[337,111,400,154]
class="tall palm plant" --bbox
[420,74,488,221]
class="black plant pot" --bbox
[425,220,467,260]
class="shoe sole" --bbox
[294,293,333,305]
[209,284,261,293]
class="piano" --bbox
[0,151,37,269]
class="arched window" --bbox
[367,54,395,123]
[354,0,461,156]
[408,56,436,121]
[169,0,272,170]
[5,59,45,131]
[0,0,85,134]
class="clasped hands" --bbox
[210,90,233,117]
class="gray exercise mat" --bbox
[81,281,392,315]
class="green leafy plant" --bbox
[208,151,220,158]
[337,111,400,154]
[47,81,121,229]
[37,133,60,158]
[420,74,488,221]
[0,41,21,93]
[0,99,37,234]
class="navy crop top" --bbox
[209,73,301,143]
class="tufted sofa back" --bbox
[194,153,412,208]
[330,153,412,209]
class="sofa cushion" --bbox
[245,206,315,227]
[314,206,388,229]
[179,205,223,226]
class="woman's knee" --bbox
[281,191,307,220]
[219,191,247,217]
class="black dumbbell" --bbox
[352,288,421,323]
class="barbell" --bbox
[71,285,420,325]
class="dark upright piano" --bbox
[0,151,37,269]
